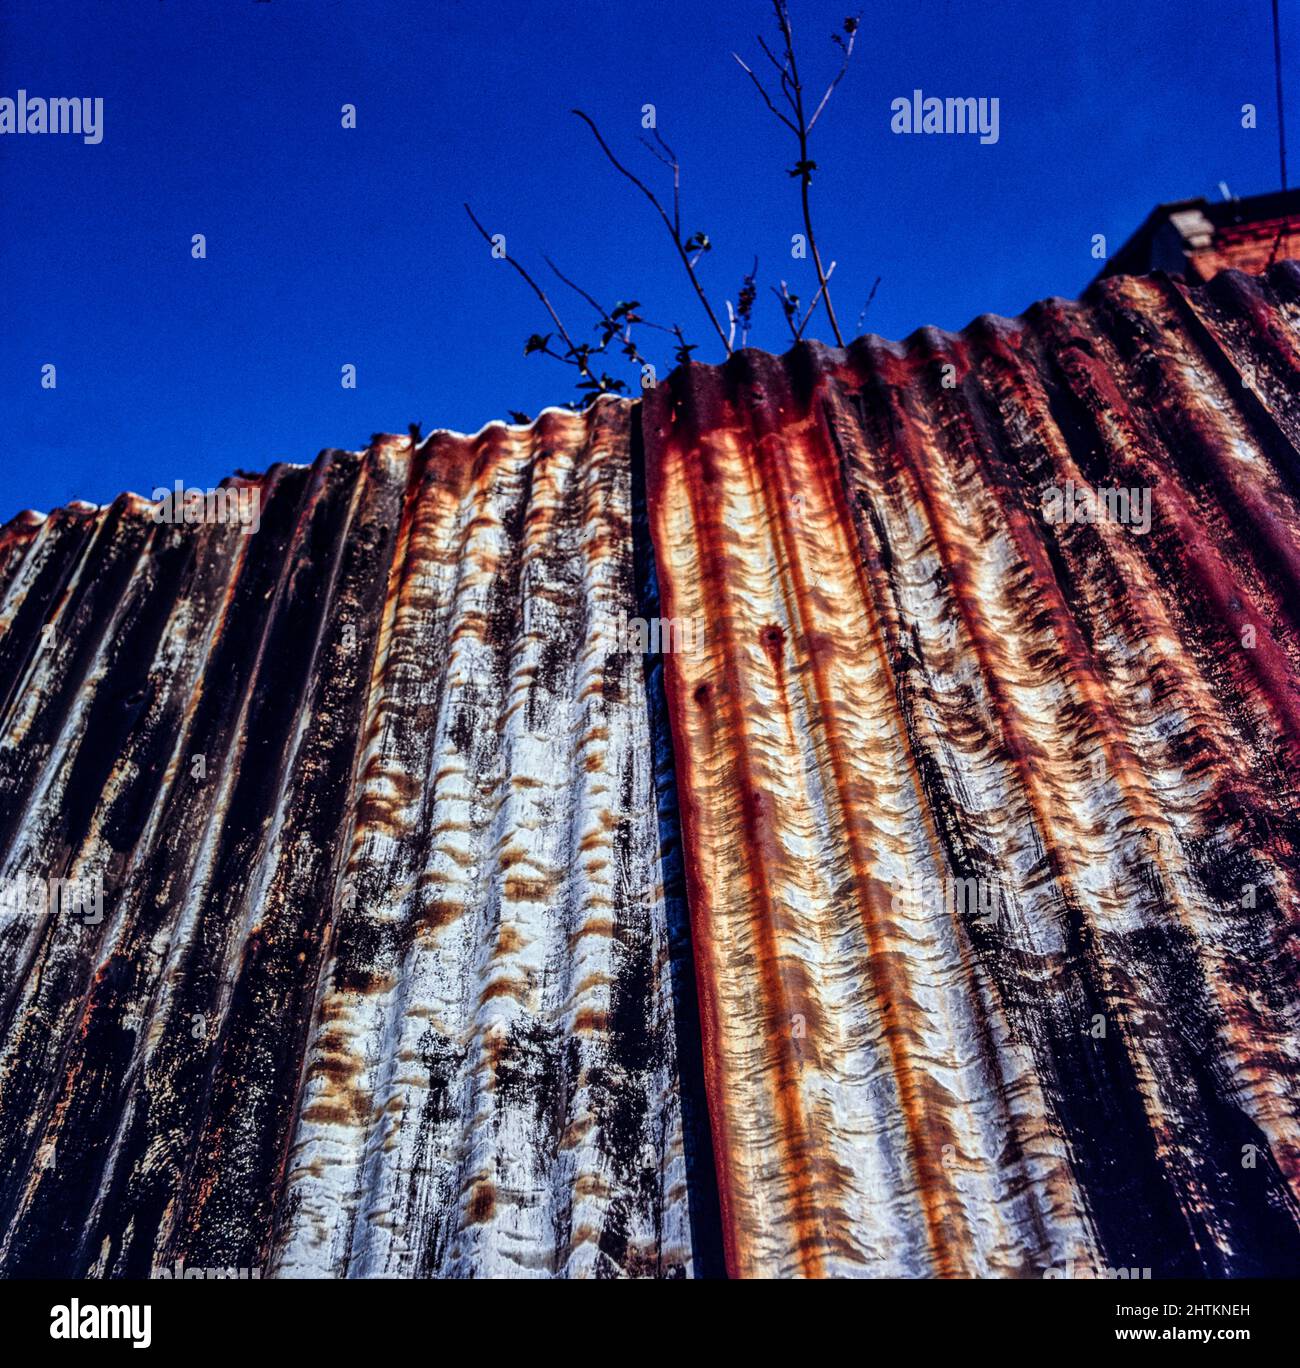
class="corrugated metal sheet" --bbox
[4,261,1300,1280]
[0,402,700,1278]
[644,261,1300,1278]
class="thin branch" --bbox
[756,32,789,80]
[737,1,852,345]
[1273,0,1288,191]
[629,316,677,336]
[543,255,608,319]
[794,260,836,339]
[856,274,881,333]
[466,203,632,407]
[544,256,675,374]
[756,33,796,107]
[464,203,584,362]
[771,282,800,342]
[535,341,581,366]
[770,2,797,72]
[544,255,672,337]
[638,127,683,236]
[777,0,844,343]
[573,109,731,354]
[731,53,796,131]
[809,13,861,130]
[670,324,699,366]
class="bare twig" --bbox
[756,33,796,106]
[544,258,673,342]
[809,13,861,129]
[544,255,679,385]
[573,108,732,354]
[670,324,698,365]
[1268,0,1290,268]
[771,281,800,342]
[543,255,609,320]
[739,2,858,345]
[639,127,684,236]
[775,0,843,344]
[476,9,866,390]
[856,274,881,333]
[731,53,796,131]
[466,203,629,403]
[465,203,582,364]
[795,260,836,339]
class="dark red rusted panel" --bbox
[643,262,1300,1278]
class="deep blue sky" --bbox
[0,0,1289,514]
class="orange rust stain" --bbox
[479,977,528,1006]
[467,1181,496,1224]
[496,923,525,955]
[303,1032,371,1128]
[502,873,558,902]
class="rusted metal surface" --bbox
[5,260,1300,1282]
[0,401,697,1278]
[644,262,1300,1278]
